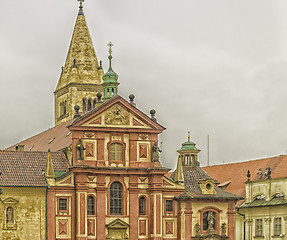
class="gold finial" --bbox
[78,0,85,8]
[188,131,190,141]
[108,42,114,55]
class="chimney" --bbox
[15,145,24,152]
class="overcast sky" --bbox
[1,0,287,170]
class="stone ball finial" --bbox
[129,94,136,106]
[74,105,81,119]
[150,109,157,122]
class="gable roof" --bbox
[70,95,166,131]
[5,120,72,152]
[0,151,69,187]
[170,165,242,200]
[203,155,287,198]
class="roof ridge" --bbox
[204,154,287,168]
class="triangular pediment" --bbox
[71,96,165,132]
[107,219,129,229]
[2,197,19,205]
[163,176,185,190]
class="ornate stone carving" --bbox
[221,223,227,236]
[105,105,130,125]
[83,132,97,138]
[264,217,271,223]
[138,133,150,140]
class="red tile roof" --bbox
[5,120,72,152]
[203,155,287,198]
[0,151,69,187]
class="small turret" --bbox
[177,131,201,166]
[45,149,55,185]
[102,42,119,102]
[174,156,184,184]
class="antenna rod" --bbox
[207,134,210,166]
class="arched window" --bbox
[203,211,216,231]
[110,143,123,161]
[139,197,146,215]
[82,99,87,112]
[110,182,123,215]
[87,196,95,215]
[111,88,114,96]
[87,99,92,111]
[93,99,96,109]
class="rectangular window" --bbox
[59,198,67,211]
[110,143,122,161]
[274,217,282,236]
[255,219,263,237]
[166,200,173,212]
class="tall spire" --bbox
[54,1,104,126]
[55,1,103,92]
[102,42,119,101]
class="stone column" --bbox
[96,175,106,239]
[264,217,271,240]
[185,200,193,239]
[228,202,236,240]
[129,175,139,239]
[245,219,253,240]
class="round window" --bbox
[206,183,211,190]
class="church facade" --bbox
[1,2,242,240]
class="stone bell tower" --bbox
[54,1,104,126]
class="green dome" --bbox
[178,132,199,152]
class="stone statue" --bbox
[76,139,85,160]
[195,223,201,236]
[207,211,215,233]
[6,207,13,224]
[152,141,162,162]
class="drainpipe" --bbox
[237,208,246,240]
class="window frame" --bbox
[139,196,147,216]
[165,199,174,215]
[109,182,123,216]
[108,139,126,166]
[255,219,263,237]
[58,197,69,214]
[274,217,282,236]
[87,195,95,216]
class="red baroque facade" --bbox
[46,96,242,240]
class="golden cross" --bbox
[108,42,114,55]
[78,0,85,8]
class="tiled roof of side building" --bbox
[203,155,287,198]
[170,165,242,200]
[5,120,73,152]
[0,151,69,187]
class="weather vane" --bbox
[108,42,114,55]
[78,0,85,8]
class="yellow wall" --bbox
[0,187,46,240]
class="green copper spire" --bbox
[102,42,119,101]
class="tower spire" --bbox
[54,0,104,126]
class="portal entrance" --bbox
[106,219,129,240]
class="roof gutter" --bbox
[237,207,245,240]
